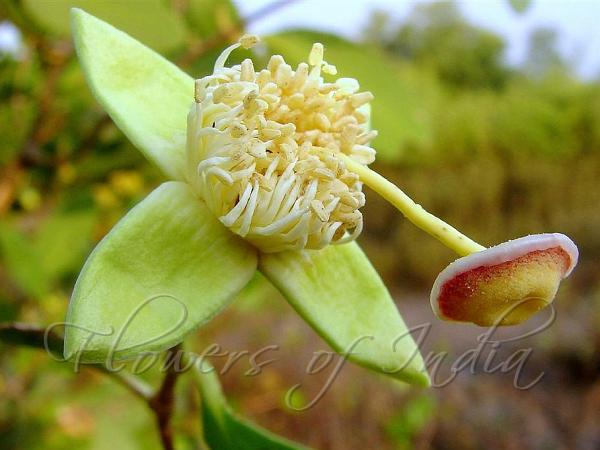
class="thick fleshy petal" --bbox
[71,8,193,179]
[431,233,578,326]
[259,243,429,386]
[64,182,257,362]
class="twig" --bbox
[0,322,154,400]
[149,344,183,450]
[0,163,24,215]
[0,322,63,356]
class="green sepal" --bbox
[259,243,430,387]
[71,8,192,179]
[64,182,257,362]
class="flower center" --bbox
[186,36,377,252]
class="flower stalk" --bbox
[339,153,486,256]
[339,154,578,326]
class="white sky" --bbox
[1,1,598,78]
[236,0,600,79]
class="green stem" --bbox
[341,155,486,256]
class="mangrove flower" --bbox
[185,33,578,326]
[65,9,576,388]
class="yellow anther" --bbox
[239,34,260,49]
[308,43,324,66]
[322,63,337,75]
[350,92,374,108]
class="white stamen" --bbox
[186,38,377,252]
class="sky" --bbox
[235,0,600,79]
[1,1,598,78]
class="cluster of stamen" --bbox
[186,35,377,252]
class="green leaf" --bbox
[71,8,193,180]
[265,31,440,163]
[64,181,257,362]
[23,0,187,53]
[194,362,308,450]
[259,243,430,387]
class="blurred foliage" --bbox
[524,27,569,78]
[266,30,440,162]
[20,0,187,53]
[358,1,600,291]
[507,0,532,15]
[184,0,240,39]
[384,394,436,450]
[364,2,509,90]
[0,0,599,449]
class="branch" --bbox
[0,323,154,411]
[149,344,183,450]
[0,322,63,356]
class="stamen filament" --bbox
[340,154,486,256]
[189,38,377,251]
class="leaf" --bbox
[265,31,440,163]
[64,181,257,362]
[194,362,309,450]
[259,243,430,387]
[23,0,187,53]
[71,8,193,180]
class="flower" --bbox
[65,9,578,389]
[65,9,428,387]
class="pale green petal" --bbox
[259,243,430,387]
[71,8,193,179]
[64,182,257,362]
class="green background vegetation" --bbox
[0,1,598,449]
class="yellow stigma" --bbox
[186,36,377,252]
